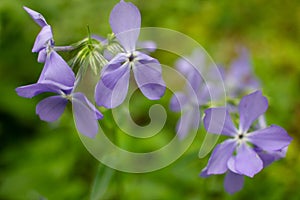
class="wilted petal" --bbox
[72,93,101,138]
[16,83,61,98]
[32,25,53,52]
[133,54,165,100]
[23,6,48,27]
[36,96,67,122]
[205,139,236,175]
[235,142,263,177]
[169,92,188,112]
[224,171,244,194]
[238,90,268,132]
[176,106,200,139]
[247,125,292,151]
[95,59,130,108]
[109,1,141,52]
[39,51,75,89]
[203,107,237,137]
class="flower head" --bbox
[200,90,292,194]
[16,51,102,138]
[95,1,165,108]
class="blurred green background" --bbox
[1,0,300,199]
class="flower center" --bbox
[61,93,72,101]
[128,53,135,62]
[238,134,244,139]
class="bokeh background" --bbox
[1,0,300,199]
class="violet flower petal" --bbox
[36,96,67,122]
[37,48,47,63]
[23,6,48,27]
[257,147,288,167]
[203,107,237,137]
[15,83,61,98]
[39,51,75,89]
[224,171,244,194]
[73,92,103,120]
[227,49,260,92]
[238,90,268,133]
[133,54,165,100]
[95,59,130,108]
[235,142,263,177]
[176,106,200,139]
[205,139,236,175]
[169,92,188,112]
[72,93,101,138]
[199,167,210,178]
[247,125,292,151]
[109,0,141,52]
[32,25,52,52]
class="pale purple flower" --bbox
[225,48,260,97]
[200,90,292,194]
[24,6,54,63]
[169,53,207,138]
[95,0,165,108]
[16,51,103,138]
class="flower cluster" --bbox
[16,0,292,194]
[169,49,292,193]
[16,1,165,137]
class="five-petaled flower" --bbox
[200,90,292,194]
[95,0,166,108]
[16,51,103,138]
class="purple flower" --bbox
[24,6,54,63]
[95,0,165,108]
[225,48,260,97]
[169,51,208,138]
[16,51,103,138]
[200,90,292,194]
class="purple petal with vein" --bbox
[205,139,236,175]
[36,96,67,122]
[23,6,48,27]
[95,57,130,108]
[235,143,263,177]
[32,25,53,52]
[72,93,101,138]
[238,90,268,132]
[203,107,237,137]
[248,125,292,151]
[16,83,61,98]
[133,54,165,100]
[38,51,75,89]
[109,1,141,52]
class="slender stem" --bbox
[111,124,123,199]
[53,45,76,51]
